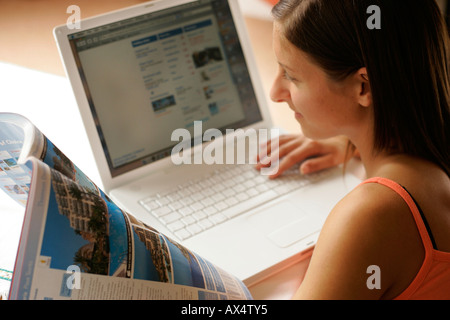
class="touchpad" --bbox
[267,218,321,248]
[246,201,322,248]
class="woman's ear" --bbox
[356,67,372,108]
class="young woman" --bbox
[257,0,450,299]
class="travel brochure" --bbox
[0,113,252,300]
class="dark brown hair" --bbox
[272,0,450,175]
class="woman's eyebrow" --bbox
[278,61,296,72]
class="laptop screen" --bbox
[67,0,263,177]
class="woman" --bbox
[257,0,450,299]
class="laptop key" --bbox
[198,219,214,230]
[193,211,208,221]
[186,224,203,235]
[141,199,159,211]
[167,220,185,232]
[159,212,181,224]
[181,216,196,226]
[152,206,172,217]
[209,213,227,225]
[174,228,191,240]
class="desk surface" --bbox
[0,0,345,300]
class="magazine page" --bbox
[0,113,37,206]
[10,158,252,300]
[0,113,97,205]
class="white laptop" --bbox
[54,0,361,285]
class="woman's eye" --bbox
[282,71,295,81]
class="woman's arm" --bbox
[292,183,424,300]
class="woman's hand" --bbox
[255,134,353,179]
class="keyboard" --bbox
[139,164,331,240]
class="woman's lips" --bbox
[287,103,303,119]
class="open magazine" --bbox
[0,113,252,300]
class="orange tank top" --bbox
[361,177,450,300]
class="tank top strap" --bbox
[358,177,435,253]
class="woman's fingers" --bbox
[256,135,351,178]
[256,134,299,163]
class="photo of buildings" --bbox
[50,169,110,276]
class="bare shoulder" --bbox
[293,181,424,299]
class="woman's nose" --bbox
[270,73,289,103]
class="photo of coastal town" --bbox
[39,165,213,290]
